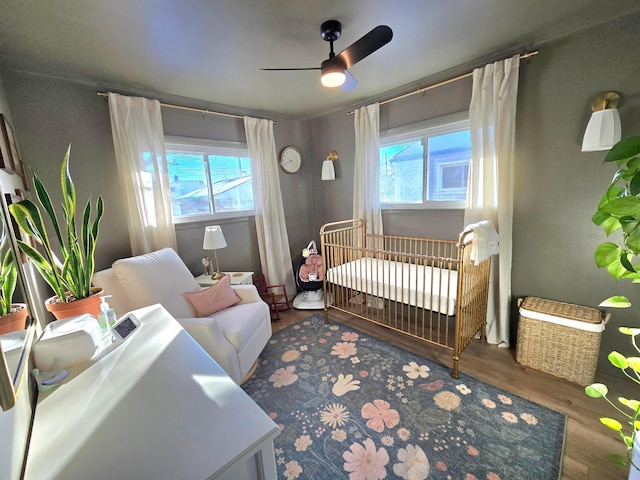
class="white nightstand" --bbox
[195,272,254,287]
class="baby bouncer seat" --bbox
[293,241,331,309]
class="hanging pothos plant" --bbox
[587,135,640,468]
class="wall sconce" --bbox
[322,151,338,180]
[581,91,621,152]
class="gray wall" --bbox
[513,13,640,372]
[0,74,315,280]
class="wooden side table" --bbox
[195,272,254,287]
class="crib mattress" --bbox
[326,257,458,316]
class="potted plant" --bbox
[587,135,640,475]
[0,234,28,335]
[8,144,104,320]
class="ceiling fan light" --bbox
[321,60,346,88]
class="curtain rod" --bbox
[348,49,538,115]
[96,91,275,122]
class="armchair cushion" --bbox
[184,276,242,317]
[112,247,200,318]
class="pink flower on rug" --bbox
[397,427,411,441]
[520,413,538,425]
[436,460,447,471]
[498,394,512,405]
[361,399,400,432]
[393,444,430,480]
[359,370,369,378]
[487,472,501,480]
[284,460,303,480]
[343,438,389,480]
[464,474,478,480]
[467,446,479,456]
[269,366,298,388]
[434,391,461,411]
[332,341,357,358]
[419,380,444,391]
[342,331,359,342]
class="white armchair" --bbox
[93,247,271,384]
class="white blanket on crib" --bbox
[466,220,499,265]
[326,257,458,316]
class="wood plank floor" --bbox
[271,308,628,480]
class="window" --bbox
[163,137,254,221]
[380,112,471,208]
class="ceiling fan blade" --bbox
[260,67,321,71]
[341,70,358,91]
[335,25,393,70]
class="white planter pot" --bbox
[630,435,640,480]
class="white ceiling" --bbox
[1,0,639,118]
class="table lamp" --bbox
[203,225,227,280]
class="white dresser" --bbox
[24,304,279,480]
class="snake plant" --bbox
[0,224,18,317]
[8,144,104,303]
[587,135,640,468]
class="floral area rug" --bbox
[242,315,566,480]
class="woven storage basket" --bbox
[516,296,608,386]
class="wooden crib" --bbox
[319,218,492,378]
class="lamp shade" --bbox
[321,160,336,180]
[320,59,346,88]
[581,108,621,152]
[203,225,227,250]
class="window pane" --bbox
[167,153,211,217]
[427,130,471,201]
[380,141,424,203]
[208,155,254,212]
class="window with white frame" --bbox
[163,137,254,221]
[380,112,471,208]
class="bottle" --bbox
[97,295,117,334]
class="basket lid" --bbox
[520,297,602,324]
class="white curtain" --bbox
[107,93,176,255]
[353,103,383,235]
[244,116,296,296]
[465,54,520,346]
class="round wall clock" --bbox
[279,146,302,174]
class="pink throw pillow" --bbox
[184,276,242,317]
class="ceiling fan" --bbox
[261,20,393,90]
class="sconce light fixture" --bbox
[581,91,621,152]
[203,225,227,280]
[322,151,338,180]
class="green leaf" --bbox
[595,243,623,268]
[602,216,622,236]
[620,327,640,336]
[605,453,629,467]
[600,417,623,431]
[609,351,629,369]
[628,358,640,373]
[605,136,640,164]
[600,296,632,308]
[585,383,608,398]
[600,196,640,218]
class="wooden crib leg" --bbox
[451,355,460,379]
[323,307,330,325]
